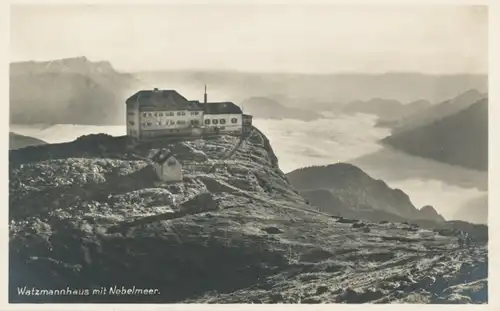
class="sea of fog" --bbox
[10,113,487,222]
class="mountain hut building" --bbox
[125,87,252,140]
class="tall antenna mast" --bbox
[204,84,207,104]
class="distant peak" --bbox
[463,88,480,94]
[421,205,438,213]
[326,162,359,170]
[456,89,481,98]
[420,205,445,221]
[54,56,89,63]
[322,163,370,179]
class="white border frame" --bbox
[1,1,496,310]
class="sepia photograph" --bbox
[8,3,489,304]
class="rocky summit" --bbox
[9,129,487,303]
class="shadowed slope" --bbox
[382,97,488,171]
[9,132,47,150]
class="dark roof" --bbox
[126,89,203,111]
[203,102,243,114]
[151,149,176,165]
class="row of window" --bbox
[142,119,201,127]
[138,118,239,128]
[205,118,238,125]
[142,111,200,118]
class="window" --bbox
[231,118,238,124]
[220,126,226,130]
[154,112,158,117]
[205,119,211,125]
[177,120,186,125]
[148,113,153,117]
[213,119,219,125]
[128,121,135,126]
[220,119,226,124]
[143,113,147,117]
[159,112,163,117]
[157,121,162,126]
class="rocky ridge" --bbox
[286,163,446,223]
[9,129,487,303]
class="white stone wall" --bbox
[154,157,183,182]
[139,110,204,131]
[126,105,140,138]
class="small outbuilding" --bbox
[150,149,183,182]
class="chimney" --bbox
[204,84,207,104]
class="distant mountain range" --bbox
[10,57,487,126]
[240,97,322,121]
[381,89,487,134]
[286,163,445,223]
[382,96,488,171]
[136,71,487,104]
[10,57,139,125]
[9,132,47,150]
[341,98,432,122]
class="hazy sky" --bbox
[10,5,488,74]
